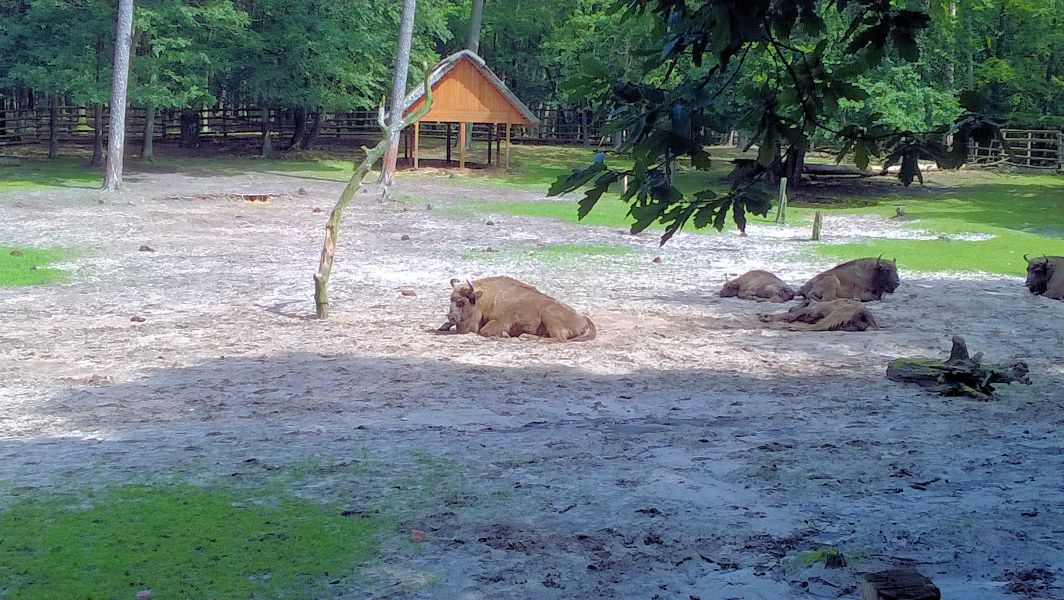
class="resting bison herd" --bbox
[435,255,1063,341]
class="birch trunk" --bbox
[377,0,417,186]
[103,0,134,191]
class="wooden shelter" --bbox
[403,50,540,169]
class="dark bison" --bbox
[719,270,796,302]
[1025,255,1064,300]
[799,257,900,301]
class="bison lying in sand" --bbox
[763,299,881,332]
[799,257,900,301]
[719,270,795,302]
[1025,255,1064,300]
[440,276,597,342]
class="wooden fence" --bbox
[968,129,1064,170]
[0,105,609,148]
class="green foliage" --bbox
[0,246,70,286]
[0,0,115,104]
[551,1,939,242]
[0,484,380,599]
[836,65,962,134]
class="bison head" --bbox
[872,257,900,295]
[448,278,484,334]
[1025,254,1054,295]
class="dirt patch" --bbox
[1,168,1062,598]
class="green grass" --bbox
[0,483,380,599]
[0,158,101,191]
[0,246,70,286]
[801,173,1064,275]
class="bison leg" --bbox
[437,321,454,332]
[478,319,512,338]
[808,275,842,301]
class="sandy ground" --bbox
[1,166,1063,599]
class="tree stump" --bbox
[862,569,940,600]
[886,336,1030,398]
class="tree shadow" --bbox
[3,351,1061,598]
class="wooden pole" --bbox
[775,176,788,224]
[505,123,511,168]
[446,123,452,163]
[459,121,466,168]
[486,124,492,165]
[495,123,501,165]
[811,209,822,241]
[413,120,419,169]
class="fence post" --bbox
[775,176,788,225]
[1058,131,1064,172]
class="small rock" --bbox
[410,529,426,542]
[312,207,323,213]
[131,316,146,323]
[425,204,433,211]
[136,591,152,600]
[138,245,155,252]
[482,247,498,253]
[400,234,411,241]
[651,256,662,263]
[297,187,308,196]
[9,250,23,257]
[485,220,495,226]
[400,287,417,297]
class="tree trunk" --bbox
[103,0,134,191]
[90,104,105,167]
[467,0,484,53]
[580,109,590,147]
[300,110,322,150]
[288,106,307,150]
[463,0,484,152]
[47,95,59,159]
[141,103,155,161]
[261,107,273,158]
[315,77,433,318]
[178,108,199,148]
[784,146,805,191]
[377,0,417,186]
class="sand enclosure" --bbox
[1,169,1062,598]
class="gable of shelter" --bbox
[407,58,532,126]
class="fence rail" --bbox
[0,105,610,148]
[968,128,1064,170]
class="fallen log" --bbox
[886,336,1030,398]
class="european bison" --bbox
[719,270,796,302]
[763,299,881,332]
[441,276,597,342]
[799,257,900,301]
[1025,255,1064,300]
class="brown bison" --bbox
[719,270,796,302]
[1025,255,1064,300]
[798,257,900,301]
[763,299,881,332]
[440,276,597,342]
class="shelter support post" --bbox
[459,122,466,168]
[505,123,511,168]
[413,121,419,169]
[446,123,452,163]
[495,124,501,165]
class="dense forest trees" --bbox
[0,0,1061,163]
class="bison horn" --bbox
[1024,254,1031,263]
[465,279,476,301]
[875,255,882,266]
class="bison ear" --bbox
[472,290,484,300]
[450,278,461,288]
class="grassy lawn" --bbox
[0,158,101,191]
[0,483,380,599]
[800,173,1064,275]
[0,247,70,286]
